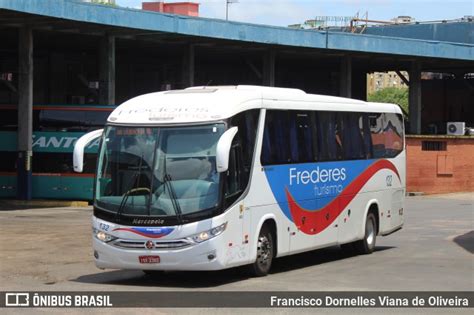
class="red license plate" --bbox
[139,255,160,264]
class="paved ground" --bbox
[0,194,473,313]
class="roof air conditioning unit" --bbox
[447,122,465,136]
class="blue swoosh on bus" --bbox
[112,227,174,238]
[264,159,400,234]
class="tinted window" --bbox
[33,152,97,173]
[39,110,109,131]
[226,109,260,204]
[0,152,16,172]
[262,110,291,165]
[384,113,404,157]
[369,113,386,158]
[291,112,315,163]
[261,109,404,166]
[359,113,374,159]
[0,108,110,131]
[316,111,340,161]
[230,109,259,172]
[339,112,367,160]
[0,109,17,130]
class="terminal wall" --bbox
[406,136,474,194]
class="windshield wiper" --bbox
[116,154,146,222]
[163,173,183,224]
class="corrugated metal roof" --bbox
[0,0,473,61]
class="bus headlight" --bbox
[93,228,117,243]
[187,222,227,243]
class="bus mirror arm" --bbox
[73,129,103,173]
[216,127,238,173]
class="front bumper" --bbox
[93,236,227,271]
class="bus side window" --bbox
[384,113,404,157]
[290,112,314,163]
[230,109,259,182]
[340,112,366,160]
[315,111,339,161]
[359,113,374,159]
[225,143,243,205]
[0,152,17,172]
[262,110,291,165]
[226,109,259,205]
[0,109,17,130]
[369,113,386,158]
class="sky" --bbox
[115,0,473,27]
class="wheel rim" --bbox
[257,235,272,268]
[366,217,375,246]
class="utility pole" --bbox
[226,0,238,20]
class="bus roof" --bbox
[108,85,402,125]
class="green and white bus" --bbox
[0,104,114,200]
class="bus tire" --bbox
[354,212,377,254]
[248,225,274,277]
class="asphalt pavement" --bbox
[0,193,472,313]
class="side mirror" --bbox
[216,127,238,173]
[73,129,103,173]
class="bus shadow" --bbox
[270,245,394,274]
[453,230,474,254]
[72,245,394,288]
[73,267,250,288]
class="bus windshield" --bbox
[95,124,225,223]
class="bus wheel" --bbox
[248,225,274,277]
[354,212,377,254]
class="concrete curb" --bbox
[0,199,89,208]
[407,192,425,196]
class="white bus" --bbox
[74,85,405,276]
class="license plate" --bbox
[139,255,160,264]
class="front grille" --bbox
[154,241,191,249]
[111,239,192,250]
[113,240,146,249]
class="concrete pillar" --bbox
[352,70,367,101]
[182,44,195,88]
[262,50,275,87]
[409,62,422,134]
[99,35,115,105]
[339,55,352,98]
[17,27,33,200]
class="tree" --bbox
[368,87,408,115]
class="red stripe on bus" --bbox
[285,159,400,236]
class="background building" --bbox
[367,71,408,94]
[0,0,473,198]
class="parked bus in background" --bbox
[0,105,114,200]
[74,86,405,276]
